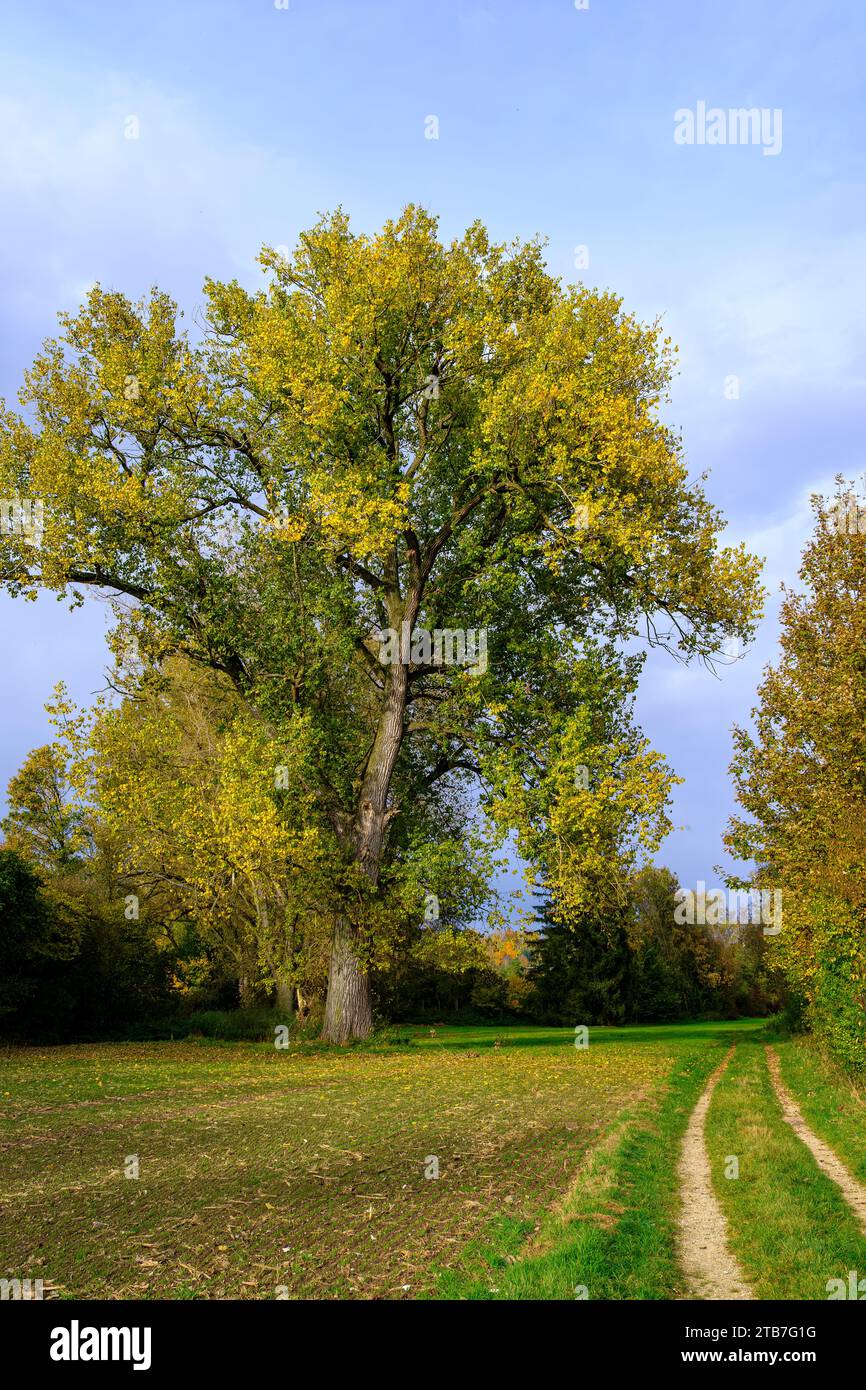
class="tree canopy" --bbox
[0,206,763,1038]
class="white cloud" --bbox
[0,74,300,325]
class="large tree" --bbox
[726,482,866,1067]
[0,207,762,1039]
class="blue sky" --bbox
[1,0,864,892]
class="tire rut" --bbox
[765,1044,866,1234]
[677,1048,753,1300]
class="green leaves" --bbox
[726,481,866,1067]
[0,207,763,1032]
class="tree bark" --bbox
[320,625,411,1043]
[321,914,374,1043]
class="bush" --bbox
[808,960,866,1072]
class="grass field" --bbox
[1,1018,864,1300]
[706,1035,866,1299]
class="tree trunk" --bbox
[275,980,295,1015]
[264,943,295,1018]
[321,915,373,1043]
[320,594,414,1043]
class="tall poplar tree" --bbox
[0,207,762,1039]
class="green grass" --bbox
[705,1038,866,1299]
[15,1024,864,1303]
[0,1020,759,1300]
[773,1036,866,1189]
[430,1021,765,1299]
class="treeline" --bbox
[526,870,781,1025]
[0,811,780,1042]
[0,847,178,1040]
